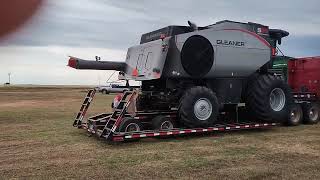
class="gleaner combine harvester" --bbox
[68,20,319,142]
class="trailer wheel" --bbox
[302,103,320,124]
[152,116,174,130]
[118,118,143,132]
[246,74,293,122]
[286,104,303,126]
[179,86,219,128]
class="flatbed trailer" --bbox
[82,120,277,142]
[73,89,278,142]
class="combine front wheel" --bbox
[179,86,219,128]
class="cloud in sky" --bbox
[0,0,319,85]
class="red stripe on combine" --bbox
[223,29,271,48]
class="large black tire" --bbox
[246,74,293,122]
[118,117,143,132]
[286,103,303,126]
[179,86,219,128]
[302,102,320,124]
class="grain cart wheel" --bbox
[152,116,175,130]
[246,74,293,122]
[179,86,219,128]
[286,104,303,126]
[118,117,143,132]
[302,103,320,124]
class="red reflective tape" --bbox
[184,129,192,133]
[112,136,124,141]
[160,132,167,136]
[207,127,214,132]
[218,127,225,131]
[146,133,155,137]
[172,131,180,135]
[224,29,272,48]
[131,134,141,138]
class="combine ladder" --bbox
[96,90,137,139]
[73,89,96,127]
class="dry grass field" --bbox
[0,86,320,179]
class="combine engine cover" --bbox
[124,20,286,80]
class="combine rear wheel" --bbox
[179,86,219,128]
[302,103,320,124]
[246,74,293,122]
[287,104,303,126]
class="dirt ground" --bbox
[0,86,320,179]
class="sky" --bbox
[0,0,319,85]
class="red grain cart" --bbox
[287,57,320,125]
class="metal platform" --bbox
[81,122,277,142]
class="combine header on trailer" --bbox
[67,20,318,142]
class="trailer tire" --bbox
[118,118,143,132]
[302,103,320,124]
[246,74,293,122]
[152,116,175,130]
[179,86,219,128]
[286,104,303,126]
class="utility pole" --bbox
[8,73,11,84]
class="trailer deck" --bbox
[80,121,277,142]
[73,89,279,142]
